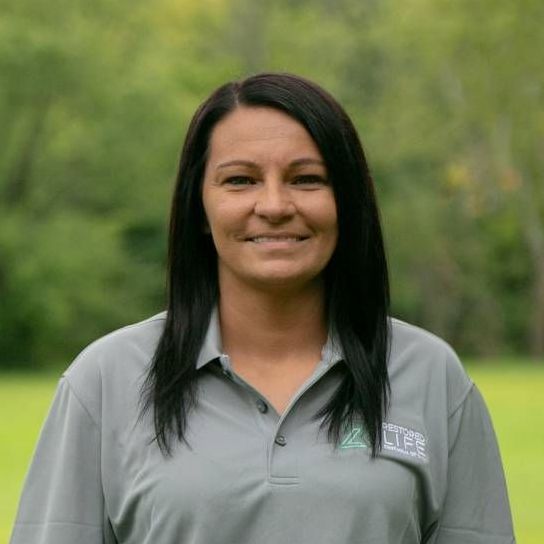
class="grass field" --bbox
[467,362,544,544]
[1,362,543,543]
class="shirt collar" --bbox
[195,307,224,370]
[320,332,344,368]
[194,307,344,370]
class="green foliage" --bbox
[0,0,542,366]
[0,209,161,367]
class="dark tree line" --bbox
[1,0,542,367]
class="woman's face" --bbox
[202,106,338,292]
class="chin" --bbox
[246,268,323,291]
[218,260,327,292]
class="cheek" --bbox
[320,198,339,239]
[204,200,247,245]
[321,203,339,257]
[202,194,228,232]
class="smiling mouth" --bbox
[245,235,309,243]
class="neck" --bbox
[218,277,328,363]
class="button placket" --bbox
[268,426,298,483]
[266,364,339,483]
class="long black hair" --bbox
[141,73,390,456]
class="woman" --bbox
[11,73,515,543]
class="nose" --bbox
[253,180,295,222]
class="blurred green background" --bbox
[1,0,542,541]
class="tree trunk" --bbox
[227,0,267,74]
[3,100,50,207]
[532,255,544,357]
[518,169,544,358]
[492,119,544,359]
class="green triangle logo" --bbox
[340,426,367,449]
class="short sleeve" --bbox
[10,377,115,544]
[435,385,516,543]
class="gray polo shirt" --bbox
[10,311,515,543]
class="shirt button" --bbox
[275,435,287,447]
[256,399,268,413]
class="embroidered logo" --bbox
[382,422,428,461]
[339,422,428,461]
[340,426,368,449]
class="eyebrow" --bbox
[216,158,325,170]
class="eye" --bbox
[223,175,255,186]
[291,174,328,186]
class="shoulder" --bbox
[388,317,473,416]
[65,311,166,379]
[390,317,457,360]
[61,312,167,421]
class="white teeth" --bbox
[250,236,303,243]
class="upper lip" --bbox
[244,232,310,241]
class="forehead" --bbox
[206,106,323,163]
